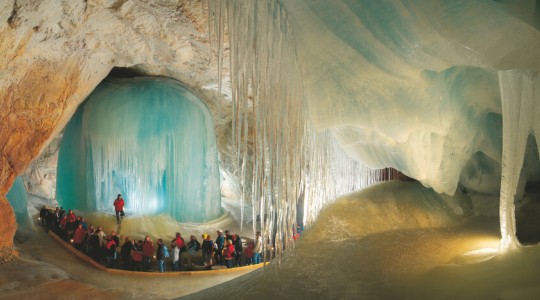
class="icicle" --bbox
[208,0,395,258]
[497,70,540,251]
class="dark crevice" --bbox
[516,134,540,245]
[7,0,19,28]
[106,67,146,78]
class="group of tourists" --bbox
[38,204,265,273]
[200,229,264,269]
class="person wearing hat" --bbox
[215,229,225,265]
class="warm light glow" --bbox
[462,248,498,257]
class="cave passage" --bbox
[56,77,221,223]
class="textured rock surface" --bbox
[0,0,224,258]
[21,135,60,200]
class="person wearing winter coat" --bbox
[232,234,243,267]
[215,230,225,265]
[39,206,49,228]
[72,223,86,251]
[187,235,200,271]
[131,240,143,271]
[142,236,155,271]
[244,241,254,265]
[113,194,125,224]
[171,241,180,271]
[121,237,134,270]
[223,239,235,268]
[201,234,215,269]
[156,239,166,273]
[253,231,263,264]
[105,236,117,267]
[172,232,185,266]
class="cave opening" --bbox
[55,71,222,223]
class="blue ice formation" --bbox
[6,177,29,226]
[56,77,221,222]
[282,0,540,197]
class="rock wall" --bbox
[0,0,224,259]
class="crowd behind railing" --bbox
[38,206,267,272]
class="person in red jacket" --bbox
[142,235,155,271]
[72,223,86,251]
[106,236,117,267]
[113,194,125,224]
[173,232,185,268]
[244,241,254,265]
[223,239,235,268]
[66,209,77,223]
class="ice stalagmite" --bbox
[56,78,221,223]
[498,70,540,250]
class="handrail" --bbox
[46,229,266,276]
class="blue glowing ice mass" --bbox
[56,78,221,222]
[6,177,29,226]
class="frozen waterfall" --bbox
[207,0,395,257]
[56,78,221,223]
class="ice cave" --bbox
[56,77,221,222]
[2,0,540,299]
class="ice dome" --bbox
[56,77,221,223]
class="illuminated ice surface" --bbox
[8,0,540,299]
[56,78,221,222]
[205,0,540,251]
[8,183,540,300]
[176,182,540,300]
[6,177,29,227]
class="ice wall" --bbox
[56,78,221,223]
[208,1,396,256]
[283,1,540,250]
[6,177,29,226]
[209,0,540,251]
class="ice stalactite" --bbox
[56,78,221,223]
[498,70,540,251]
[208,0,394,258]
[301,129,393,228]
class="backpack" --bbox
[163,245,170,258]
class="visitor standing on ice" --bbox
[113,194,125,224]
[253,231,263,264]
